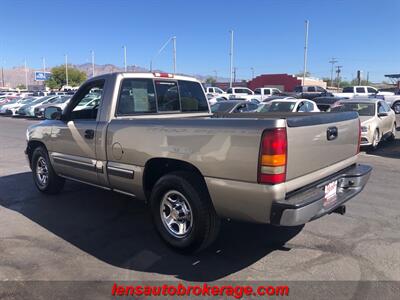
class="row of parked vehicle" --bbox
[0,94,72,118]
[205,84,400,114]
[207,86,398,150]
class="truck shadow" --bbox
[0,172,303,282]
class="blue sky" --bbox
[1,0,399,82]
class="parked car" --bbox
[16,95,60,117]
[0,97,37,115]
[205,87,229,99]
[232,87,282,102]
[264,99,320,113]
[333,86,393,99]
[207,95,226,105]
[25,72,371,252]
[312,96,347,112]
[225,87,254,100]
[210,100,258,113]
[372,92,400,114]
[331,99,396,150]
[284,85,332,100]
[34,96,72,118]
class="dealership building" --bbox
[216,73,327,92]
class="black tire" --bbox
[150,171,220,253]
[393,101,400,114]
[31,146,65,194]
[387,123,396,142]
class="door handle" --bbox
[84,129,94,139]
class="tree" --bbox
[295,71,311,77]
[46,65,87,90]
[16,84,26,90]
[205,76,216,85]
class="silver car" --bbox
[333,99,396,149]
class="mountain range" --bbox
[0,63,231,88]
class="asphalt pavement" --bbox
[0,116,399,284]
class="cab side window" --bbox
[70,80,104,120]
[117,79,156,115]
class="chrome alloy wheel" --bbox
[36,157,49,187]
[160,190,193,238]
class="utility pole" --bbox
[1,59,5,87]
[91,50,95,77]
[123,45,127,72]
[229,30,234,88]
[250,67,255,80]
[42,57,46,73]
[24,58,28,90]
[336,66,342,88]
[302,20,309,85]
[329,57,338,87]
[213,70,218,81]
[65,54,69,87]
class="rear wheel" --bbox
[31,146,65,194]
[150,171,220,253]
[393,101,400,114]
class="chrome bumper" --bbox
[270,164,372,226]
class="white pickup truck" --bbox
[205,86,229,99]
[333,86,394,99]
[228,87,281,102]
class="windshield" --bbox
[331,103,375,116]
[54,96,71,104]
[266,101,296,112]
[256,103,271,112]
[211,101,238,112]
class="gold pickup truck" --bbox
[25,72,372,253]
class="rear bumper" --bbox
[270,164,372,226]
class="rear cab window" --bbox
[116,78,208,115]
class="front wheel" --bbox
[370,129,380,151]
[31,146,65,194]
[388,123,396,142]
[150,171,220,253]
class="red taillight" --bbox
[153,72,174,78]
[357,118,361,154]
[258,128,287,184]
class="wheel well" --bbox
[26,141,46,166]
[143,158,206,200]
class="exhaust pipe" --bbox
[332,205,346,215]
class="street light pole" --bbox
[302,20,309,86]
[123,45,127,72]
[91,50,95,77]
[150,36,176,73]
[24,58,28,90]
[65,54,69,87]
[229,30,234,88]
[172,36,177,74]
[42,57,46,73]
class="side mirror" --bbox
[44,106,62,120]
[377,112,388,117]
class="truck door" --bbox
[49,80,105,184]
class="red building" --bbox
[248,73,327,92]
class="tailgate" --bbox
[285,112,359,181]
